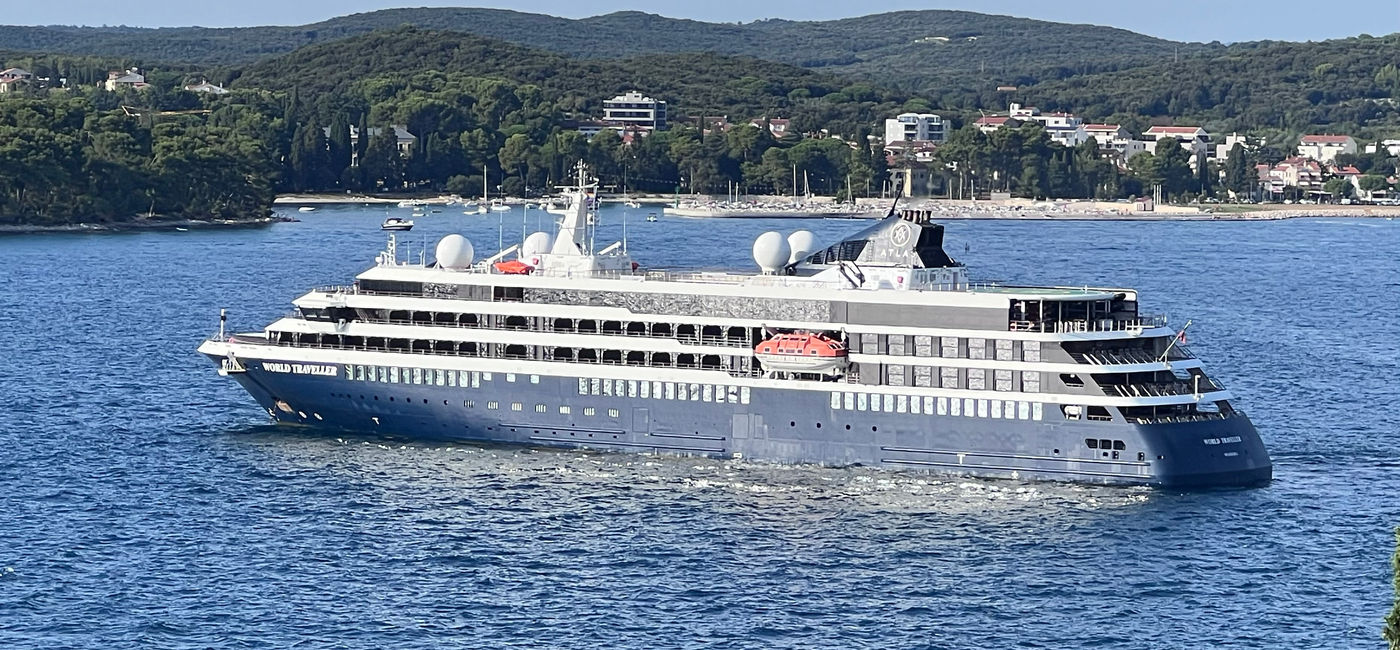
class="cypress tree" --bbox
[327,113,352,185]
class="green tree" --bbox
[1359,174,1390,198]
[327,112,352,185]
[360,124,403,190]
[1224,143,1254,200]
[1322,177,1354,200]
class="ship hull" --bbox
[204,350,1271,488]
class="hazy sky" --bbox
[10,0,1399,43]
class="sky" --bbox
[8,0,1400,43]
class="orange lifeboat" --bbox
[754,332,849,374]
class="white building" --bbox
[884,113,946,145]
[322,125,417,165]
[105,68,150,92]
[602,91,667,131]
[1083,124,1146,160]
[1214,133,1250,160]
[978,104,1086,147]
[1297,135,1356,163]
[184,79,229,94]
[1143,126,1211,157]
[1363,140,1400,157]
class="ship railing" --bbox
[1130,410,1237,425]
[1107,380,1223,398]
[1042,314,1168,334]
[1076,348,1168,366]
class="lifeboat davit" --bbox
[754,332,849,373]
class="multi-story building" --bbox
[1297,135,1356,163]
[884,113,946,145]
[1143,126,1211,157]
[603,91,667,131]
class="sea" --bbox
[1,204,1396,648]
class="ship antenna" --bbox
[218,308,226,340]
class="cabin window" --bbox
[940,337,959,358]
[608,408,620,418]
[1022,371,1041,393]
[883,395,895,413]
[1033,403,1044,420]
[535,404,547,413]
[486,401,499,410]
[831,393,842,409]
[886,365,906,386]
[652,382,662,399]
[740,387,751,405]
[689,384,701,401]
[1023,341,1041,362]
[994,370,1013,392]
[665,383,676,400]
[888,335,907,356]
[977,400,988,418]
[628,381,638,398]
[1085,438,1098,449]
[963,398,974,417]
[968,338,987,360]
[1018,402,1030,420]
[995,339,1014,361]
[703,385,713,402]
[616,380,625,395]
[857,393,869,411]
[991,400,1002,419]
[896,395,908,413]
[602,380,613,396]
[937,397,948,415]
[559,405,571,415]
[447,372,455,387]
[925,396,936,415]
[913,366,933,387]
[584,407,596,416]
[940,367,959,389]
[390,367,399,384]
[640,382,651,399]
[511,402,523,412]
[1061,373,1084,388]
[950,398,961,416]
[968,369,986,390]
[914,336,933,357]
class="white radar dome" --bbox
[787,230,818,264]
[521,231,554,263]
[435,234,475,270]
[752,231,791,274]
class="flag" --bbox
[1177,330,1187,345]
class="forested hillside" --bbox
[1019,34,1400,137]
[0,8,1212,86]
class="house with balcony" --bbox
[884,112,946,145]
[1143,126,1211,157]
[105,68,150,92]
[0,67,33,93]
[602,91,667,131]
[1298,135,1356,163]
[322,124,417,166]
[183,79,229,94]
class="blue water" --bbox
[1,206,1397,648]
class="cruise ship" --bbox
[199,163,1271,487]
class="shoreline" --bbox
[275,192,1400,222]
[0,215,291,235]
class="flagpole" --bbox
[1159,318,1193,363]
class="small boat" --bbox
[298,206,316,213]
[397,200,427,208]
[625,200,642,209]
[754,332,849,374]
[645,213,658,222]
[174,227,189,231]
[381,217,414,231]
[490,200,512,212]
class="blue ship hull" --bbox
[207,354,1272,488]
